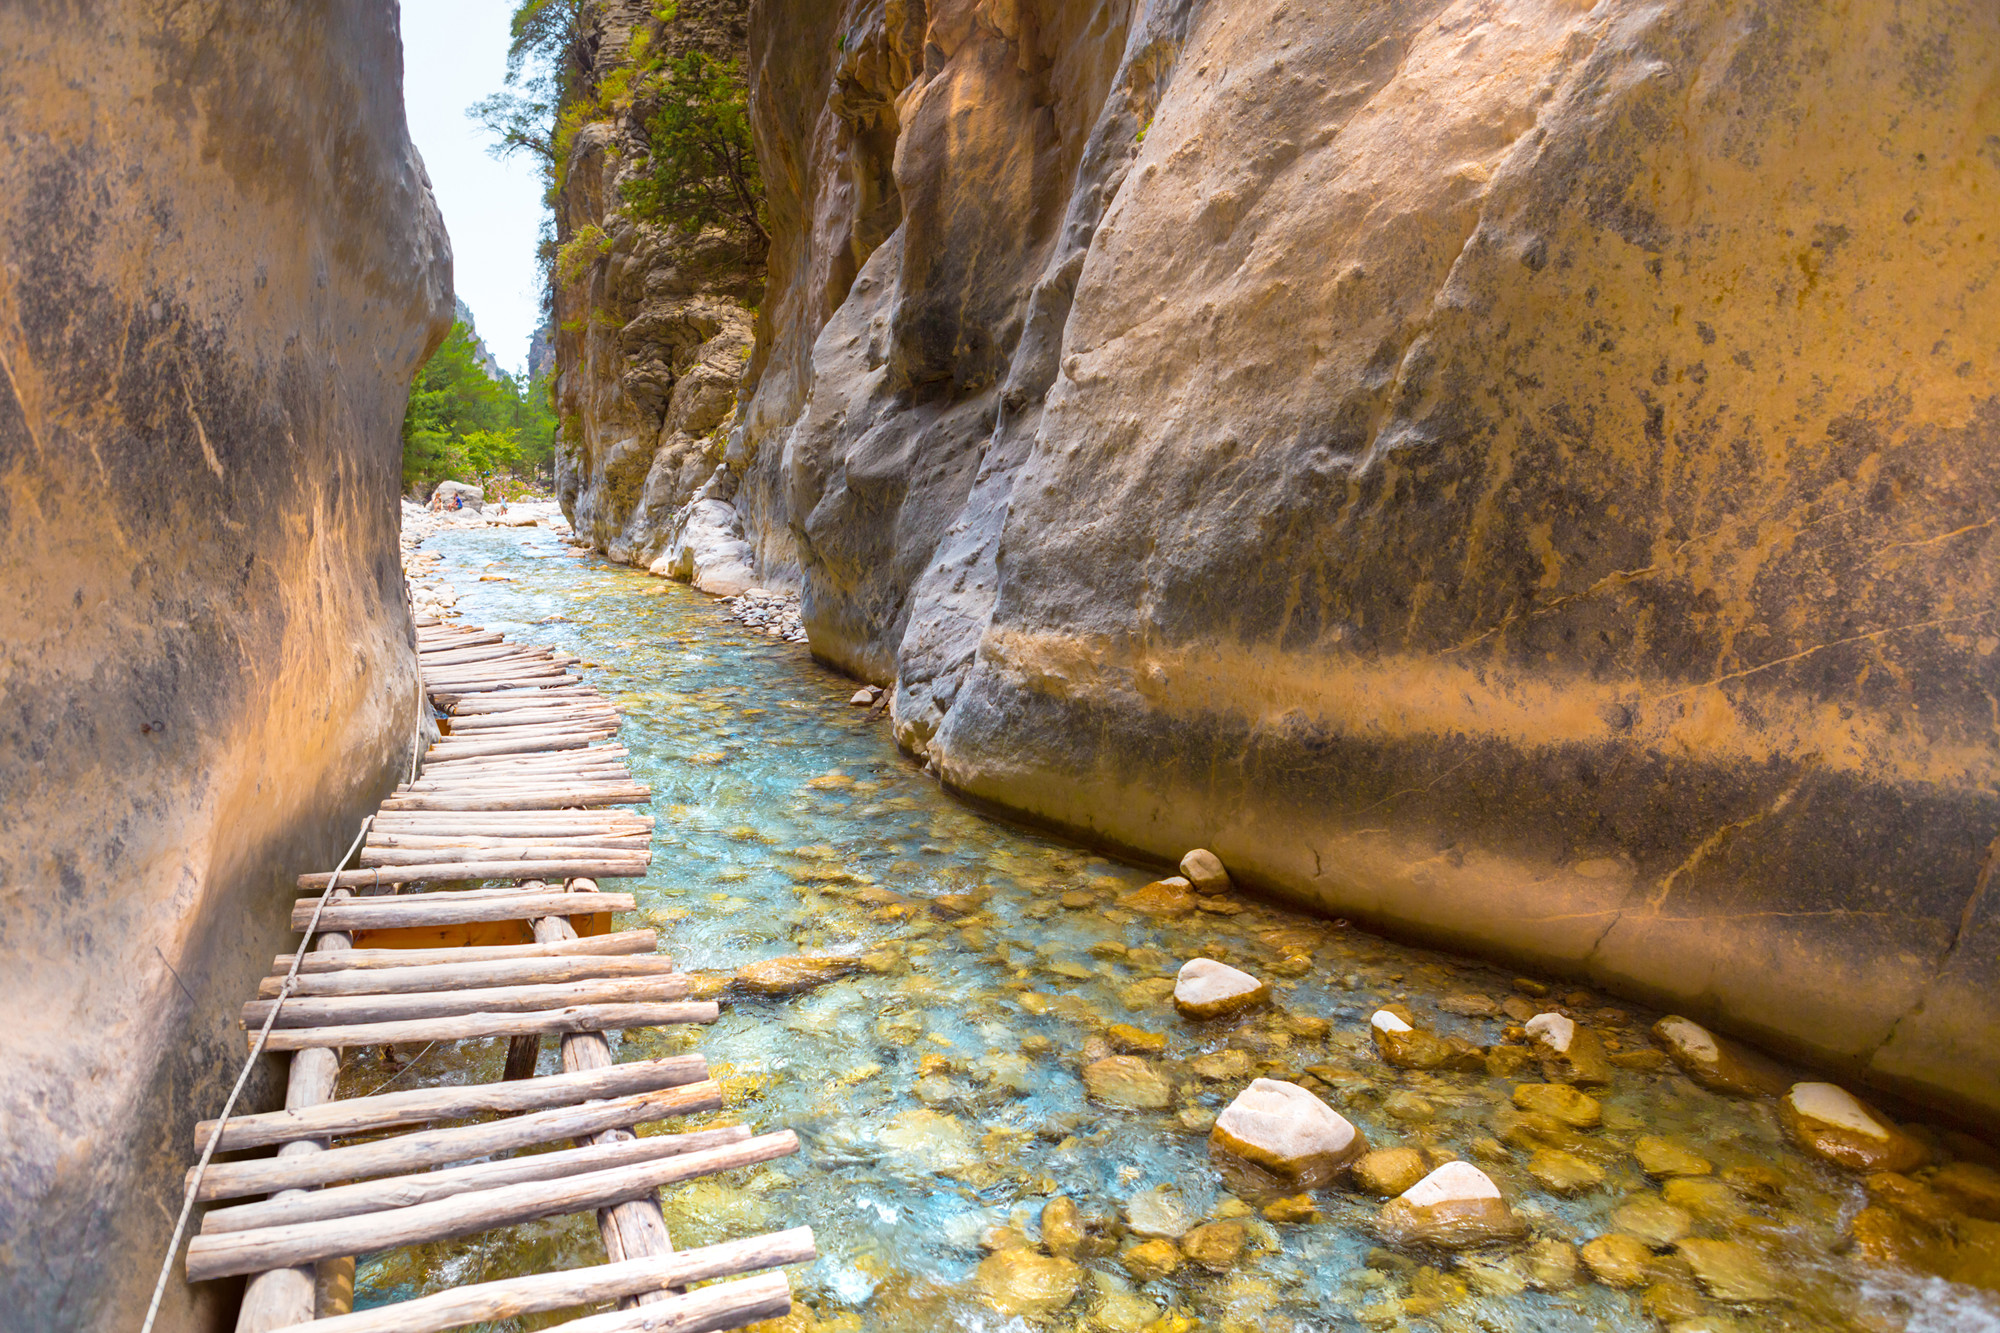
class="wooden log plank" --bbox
[241,975,690,1029]
[418,652,558,674]
[367,816,653,836]
[189,1081,724,1201]
[297,860,644,889]
[201,1126,751,1236]
[255,1001,718,1052]
[275,930,659,972]
[289,890,638,929]
[425,673,579,695]
[371,795,651,817]
[417,631,502,650]
[366,833,650,853]
[359,845,651,867]
[184,1131,799,1279]
[537,1272,791,1333]
[418,645,550,668]
[264,1228,814,1333]
[417,749,632,773]
[444,708,620,731]
[422,735,594,760]
[444,689,603,714]
[196,1054,707,1152]
[261,953,677,998]
[408,766,635,789]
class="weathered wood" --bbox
[289,889,637,928]
[417,747,632,772]
[184,1131,799,1279]
[241,975,690,1029]
[418,645,550,668]
[196,1054,708,1151]
[417,630,502,650]
[539,1272,791,1333]
[422,734,594,760]
[190,1080,723,1200]
[405,770,636,793]
[409,761,636,784]
[501,1032,541,1082]
[425,672,578,693]
[297,858,644,888]
[365,831,650,852]
[359,845,651,867]
[444,708,619,731]
[428,722,616,744]
[371,807,650,827]
[419,652,559,675]
[274,929,658,972]
[255,1000,718,1052]
[444,689,601,713]
[200,1126,752,1235]
[371,793,651,816]
[259,952,679,997]
[265,1228,814,1333]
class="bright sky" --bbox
[399,1,546,378]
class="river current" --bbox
[343,524,2000,1333]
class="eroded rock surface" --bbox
[725,0,2000,1120]
[0,3,450,1326]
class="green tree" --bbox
[623,51,767,258]
[401,321,548,495]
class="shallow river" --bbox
[345,525,1999,1333]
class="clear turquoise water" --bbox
[340,525,2000,1333]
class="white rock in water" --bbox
[1788,1083,1887,1139]
[1210,1078,1366,1185]
[1403,1161,1502,1208]
[1526,1012,1575,1053]
[1371,1009,1413,1034]
[1173,958,1269,1019]
[1656,1016,1718,1063]
[849,686,878,706]
[1179,848,1232,895]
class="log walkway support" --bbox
[170,614,812,1332]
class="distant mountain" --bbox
[453,297,508,383]
[527,320,555,382]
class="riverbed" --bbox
[344,523,2000,1333]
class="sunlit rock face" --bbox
[552,0,763,581]
[737,0,2000,1120]
[0,3,450,1327]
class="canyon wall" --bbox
[717,0,2000,1122]
[0,3,450,1328]
[553,0,766,588]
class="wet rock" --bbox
[1675,1239,1779,1302]
[1106,1023,1168,1055]
[1174,958,1270,1020]
[1369,1009,1456,1070]
[1934,1162,2000,1221]
[1040,1196,1085,1258]
[1528,1148,1605,1195]
[1613,1195,1694,1246]
[1180,848,1233,895]
[1780,1083,1926,1172]
[1524,1239,1580,1290]
[1121,977,1179,1011]
[1262,1194,1319,1224]
[1484,1046,1536,1078]
[1634,1136,1713,1178]
[1581,1233,1654,1288]
[1382,1091,1435,1122]
[848,685,880,706]
[1087,1271,1162,1331]
[1354,1148,1430,1197]
[1651,1016,1791,1097]
[1192,1049,1254,1081]
[1511,1083,1602,1128]
[1525,1012,1614,1086]
[1084,1056,1172,1109]
[1642,1278,1712,1323]
[976,1248,1082,1315]
[1181,1220,1248,1271]
[1851,1201,2000,1293]
[1375,1162,1525,1250]
[1120,1238,1182,1283]
[879,1109,978,1172]
[1119,878,1197,916]
[1210,1078,1368,1186]
[1439,993,1499,1017]
[1125,1185,1194,1239]
[735,954,863,996]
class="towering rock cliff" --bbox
[0,4,450,1328]
[552,0,765,585]
[707,0,2000,1121]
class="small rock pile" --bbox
[721,587,806,644]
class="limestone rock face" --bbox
[1209,1078,1367,1187]
[551,0,764,579]
[736,0,2000,1121]
[0,4,450,1326]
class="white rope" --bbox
[138,814,375,1333]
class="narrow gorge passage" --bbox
[371,522,2000,1333]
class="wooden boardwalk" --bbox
[181,617,812,1332]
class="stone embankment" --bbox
[636,0,1997,1125]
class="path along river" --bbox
[347,523,2000,1333]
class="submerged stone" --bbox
[1525,1012,1614,1086]
[1651,1015,1791,1097]
[1174,958,1270,1019]
[1120,878,1197,916]
[976,1248,1082,1315]
[1125,1185,1194,1238]
[1182,1220,1248,1271]
[1780,1082,1926,1172]
[1613,1194,1694,1246]
[1528,1148,1605,1195]
[1580,1233,1654,1288]
[1041,1196,1085,1258]
[1119,1237,1182,1282]
[1934,1162,2000,1221]
[1376,1162,1525,1250]
[1634,1135,1713,1178]
[1210,1078,1367,1186]
[1106,1022,1168,1055]
[1354,1147,1429,1197]
[735,954,864,995]
[1511,1083,1602,1128]
[1675,1239,1779,1301]
[1084,1056,1172,1109]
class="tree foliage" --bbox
[401,322,559,495]
[623,51,768,257]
